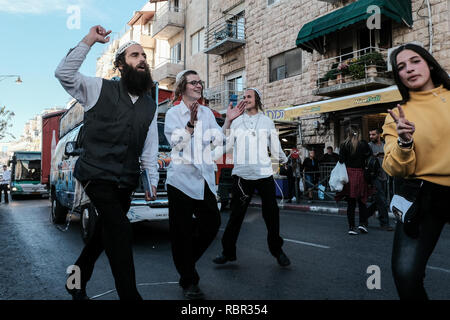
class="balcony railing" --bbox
[204,82,245,111]
[204,14,245,55]
[151,57,184,87]
[151,2,185,40]
[314,47,394,97]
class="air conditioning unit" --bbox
[387,41,423,71]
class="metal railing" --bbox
[153,1,184,21]
[204,81,245,110]
[152,57,183,70]
[316,47,391,89]
[205,14,245,50]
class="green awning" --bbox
[296,0,412,54]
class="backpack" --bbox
[364,155,381,183]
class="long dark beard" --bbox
[121,63,153,96]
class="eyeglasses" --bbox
[187,80,204,87]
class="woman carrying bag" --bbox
[335,126,372,235]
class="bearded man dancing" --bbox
[55,25,159,300]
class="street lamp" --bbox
[0,75,22,84]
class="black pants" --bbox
[367,178,390,227]
[167,182,221,289]
[0,184,8,203]
[74,181,142,300]
[391,181,450,300]
[221,175,284,258]
[346,198,368,229]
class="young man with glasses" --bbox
[164,70,245,299]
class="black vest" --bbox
[74,79,156,189]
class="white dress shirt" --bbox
[164,101,224,200]
[55,41,159,187]
[221,112,287,180]
[1,170,11,185]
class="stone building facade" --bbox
[94,0,450,159]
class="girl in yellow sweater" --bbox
[382,43,450,300]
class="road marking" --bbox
[427,265,450,274]
[283,238,330,249]
[90,281,178,299]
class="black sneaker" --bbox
[65,284,89,300]
[358,225,368,234]
[183,284,205,300]
[212,254,236,264]
[276,251,291,267]
[348,228,358,235]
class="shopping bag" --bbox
[329,162,348,192]
[299,177,304,193]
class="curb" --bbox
[249,201,396,218]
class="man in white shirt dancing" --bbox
[164,69,244,299]
[212,88,291,267]
[55,25,159,300]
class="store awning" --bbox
[296,0,412,54]
[284,85,402,118]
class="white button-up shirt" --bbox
[215,112,288,180]
[164,101,224,200]
[1,170,11,185]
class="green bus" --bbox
[8,151,49,199]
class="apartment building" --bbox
[95,0,450,158]
[241,0,450,158]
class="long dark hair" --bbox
[390,43,450,103]
[343,125,361,155]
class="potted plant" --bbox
[361,51,385,77]
[349,62,365,80]
[318,76,328,88]
[326,63,338,86]
[338,61,350,83]
[325,69,337,86]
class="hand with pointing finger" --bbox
[388,104,415,143]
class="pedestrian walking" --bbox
[285,149,302,203]
[212,88,291,267]
[164,69,244,300]
[0,165,11,203]
[302,150,319,201]
[367,128,393,231]
[383,43,450,300]
[336,126,372,235]
[55,25,160,300]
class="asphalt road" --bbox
[1,197,449,300]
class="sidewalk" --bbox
[249,195,395,218]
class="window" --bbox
[269,48,302,82]
[170,42,181,63]
[191,29,205,55]
[268,0,280,5]
[226,72,245,106]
